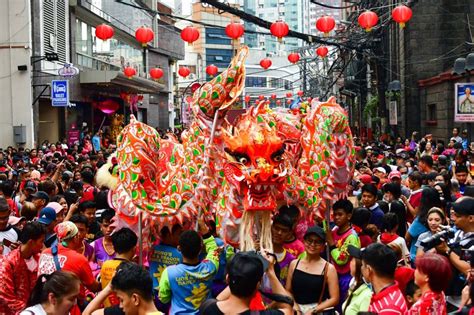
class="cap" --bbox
[81,164,93,172]
[31,191,49,202]
[38,207,57,225]
[304,225,326,241]
[373,167,387,174]
[8,216,25,226]
[54,221,78,241]
[359,174,373,184]
[388,171,401,180]
[452,196,474,216]
[23,180,37,192]
[46,202,64,214]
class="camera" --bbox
[420,228,456,251]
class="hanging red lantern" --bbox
[288,52,300,64]
[149,67,164,80]
[297,90,304,97]
[123,67,136,78]
[270,20,289,42]
[259,95,265,100]
[206,64,218,77]
[96,99,120,115]
[392,5,413,28]
[225,22,245,40]
[178,66,191,78]
[286,92,293,98]
[276,100,281,105]
[95,24,114,41]
[316,16,336,36]
[181,26,200,45]
[245,95,251,103]
[307,97,313,103]
[316,46,329,58]
[271,94,277,99]
[135,26,154,47]
[358,11,379,32]
[286,99,292,105]
[190,82,201,93]
[260,58,272,69]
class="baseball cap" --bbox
[388,171,401,180]
[452,196,474,216]
[46,202,64,214]
[31,191,49,203]
[348,243,397,276]
[38,207,57,225]
[373,167,387,174]
[23,180,37,192]
[304,225,326,241]
[8,216,25,226]
[359,174,373,184]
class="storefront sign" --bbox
[68,129,80,146]
[455,83,474,122]
[58,63,79,77]
[51,80,69,107]
[389,100,397,125]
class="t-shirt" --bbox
[19,304,47,315]
[368,204,384,230]
[91,237,116,267]
[283,238,305,257]
[331,227,360,275]
[101,258,127,307]
[408,217,429,262]
[408,189,422,223]
[368,282,407,314]
[149,244,182,290]
[0,226,19,256]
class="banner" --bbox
[389,100,397,125]
[455,83,474,122]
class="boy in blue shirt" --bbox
[158,220,219,314]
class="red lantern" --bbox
[225,22,245,40]
[95,24,114,41]
[271,94,277,99]
[178,66,191,78]
[316,46,329,58]
[135,26,154,47]
[316,16,336,36]
[259,95,265,100]
[286,99,292,105]
[358,11,379,32]
[307,97,313,103]
[96,99,120,115]
[245,95,251,103]
[123,67,136,78]
[149,67,163,80]
[270,20,289,42]
[288,52,300,64]
[181,26,200,45]
[276,100,281,105]
[297,90,304,97]
[392,5,412,28]
[286,92,293,98]
[206,64,218,77]
[260,58,272,69]
[190,82,201,93]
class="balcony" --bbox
[76,52,121,71]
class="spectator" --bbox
[378,213,410,264]
[405,280,421,309]
[37,207,58,248]
[388,170,410,198]
[286,226,339,314]
[20,271,80,315]
[341,255,372,315]
[69,214,94,261]
[91,208,116,267]
[453,127,463,144]
[8,215,26,230]
[20,201,37,222]
[415,207,447,258]
[279,205,305,257]
[455,164,470,195]
[348,243,407,314]
[0,222,46,314]
[351,207,373,248]
[402,171,423,223]
[387,243,415,294]
[158,220,219,314]
[360,184,384,230]
[81,171,97,202]
[31,191,49,214]
[78,201,99,241]
[270,213,295,287]
[382,182,407,237]
[0,197,20,256]
[406,253,451,314]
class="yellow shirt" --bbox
[100,259,125,307]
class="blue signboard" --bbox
[51,80,69,107]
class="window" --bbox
[427,103,437,122]
[246,76,267,87]
[205,28,231,45]
[206,48,233,68]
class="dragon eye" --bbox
[238,156,249,164]
[273,155,283,162]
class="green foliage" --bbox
[363,94,380,122]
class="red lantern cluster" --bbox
[95,24,114,41]
[124,67,136,78]
[135,26,154,47]
[149,67,163,80]
[358,11,379,32]
[178,66,191,78]
[316,16,336,36]
[260,58,272,70]
[270,20,289,42]
[206,64,218,77]
[181,26,200,45]
[392,5,413,28]
[316,46,329,58]
[288,52,300,64]
[225,22,245,40]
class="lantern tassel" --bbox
[399,22,406,29]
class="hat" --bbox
[54,221,78,241]
[365,146,372,150]
[31,191,49,203]
[8,216,25,226]
[373,167,387,174]
[395,148,405,155]
[38,207,57,225]
[63,170,73,178]
[452,196,474,216]
[81,164,93,172]
[359,174,373,184]
[304,225,326,241]
[46,202,64,214]
[388,171,401,180]
[23,180,37,192]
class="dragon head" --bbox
[222,102,287,212]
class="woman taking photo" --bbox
[341,256,372,314]
[21,271,80,315]
[286,226,339,314]
[406,253,451,314]
[415,207,448,258]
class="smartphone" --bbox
[2,239,13,248]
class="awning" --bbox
[80,70,166,94]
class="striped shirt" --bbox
[368,282,407,315]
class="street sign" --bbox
[51,80,69,107]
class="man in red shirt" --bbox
[349,243,407,315]
[401,171,423,223]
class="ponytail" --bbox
[27,274,50,306]
[27,272,79,307]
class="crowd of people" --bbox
[0,126,473,315]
